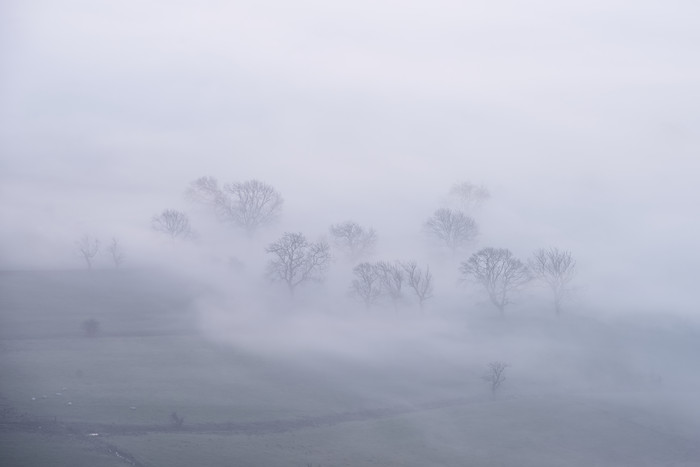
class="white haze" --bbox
[1,0,699,319]
[2,6,700,463]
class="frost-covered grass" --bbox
[109,396,700,467]
[0,432,125,467]
[2,270,700,466]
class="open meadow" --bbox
[1,269,699,466]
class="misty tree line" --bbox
[77,178,576,316]
[75,236,125,269]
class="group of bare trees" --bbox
[150,178,284,241]
[75,236,125,269]
[77,175,578,317]
[186,177,284,235]
[260,221,434,308]
[460,247,576,316]
[350,260,433,310]
[329,221,377,261]
[421,181,577,316]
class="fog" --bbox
[2,1,699,315]
[1,1,700,465]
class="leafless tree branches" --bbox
[350,260,433,310]
[530,248,576,315]
[350,262,384,309]
[460,247,530,315]
[482,361,509,396]
[447,181,490,212]
[401,261,434,310]
[185,176,223,206]
[106,238,125,268]
[186,177,283,235]
[375,261,405,311]
[76,235,100,269]
[266,232,331,295]
[221,180,284,235]
[424,208,478,254]
[151,210,194,239]
[329,221,377,261]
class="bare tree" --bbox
[401,261,434,310]
[375,261,405,311]
[76,235,100,269]
[460,247,530,315]
[106,237,125,268]
[185,176,223,206]
[447,181,490,212]
[151,210,194,239]
[329,221,377,261]
[424,208,478,254]
[530,248,576,315]
[482,361,508,396]
[350,262,383,309]
[185,177,283,235]
[266,232,331,295]
[220,179,283,235]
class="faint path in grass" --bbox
[1,395,485,438]
[0,396,143,466]
[1,395,483,467]
[5,394,700,465]
[90,437,145,467]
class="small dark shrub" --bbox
[170,411,184,429]
[82,319,100,337]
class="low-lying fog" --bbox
[1,1,699,464]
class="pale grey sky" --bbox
[1,0,699,313]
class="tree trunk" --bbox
[554,291,562,316]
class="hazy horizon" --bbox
[2,1,699,319]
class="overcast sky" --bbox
[1,1,699,314]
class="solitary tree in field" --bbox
[530,248,576,315]
[401,261,434,310]
[460,247,530,315]
[265,232,331,296]
[350,262,383,309]
[76,235,100,269]
[151,210,194,239]
[482,361,508,396]
[424,208,478,254]
[106,237,125,268]
[329,221,377,261]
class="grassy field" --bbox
[0,432,126,467]
[1,269,699,466]
[108,397,700,467]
